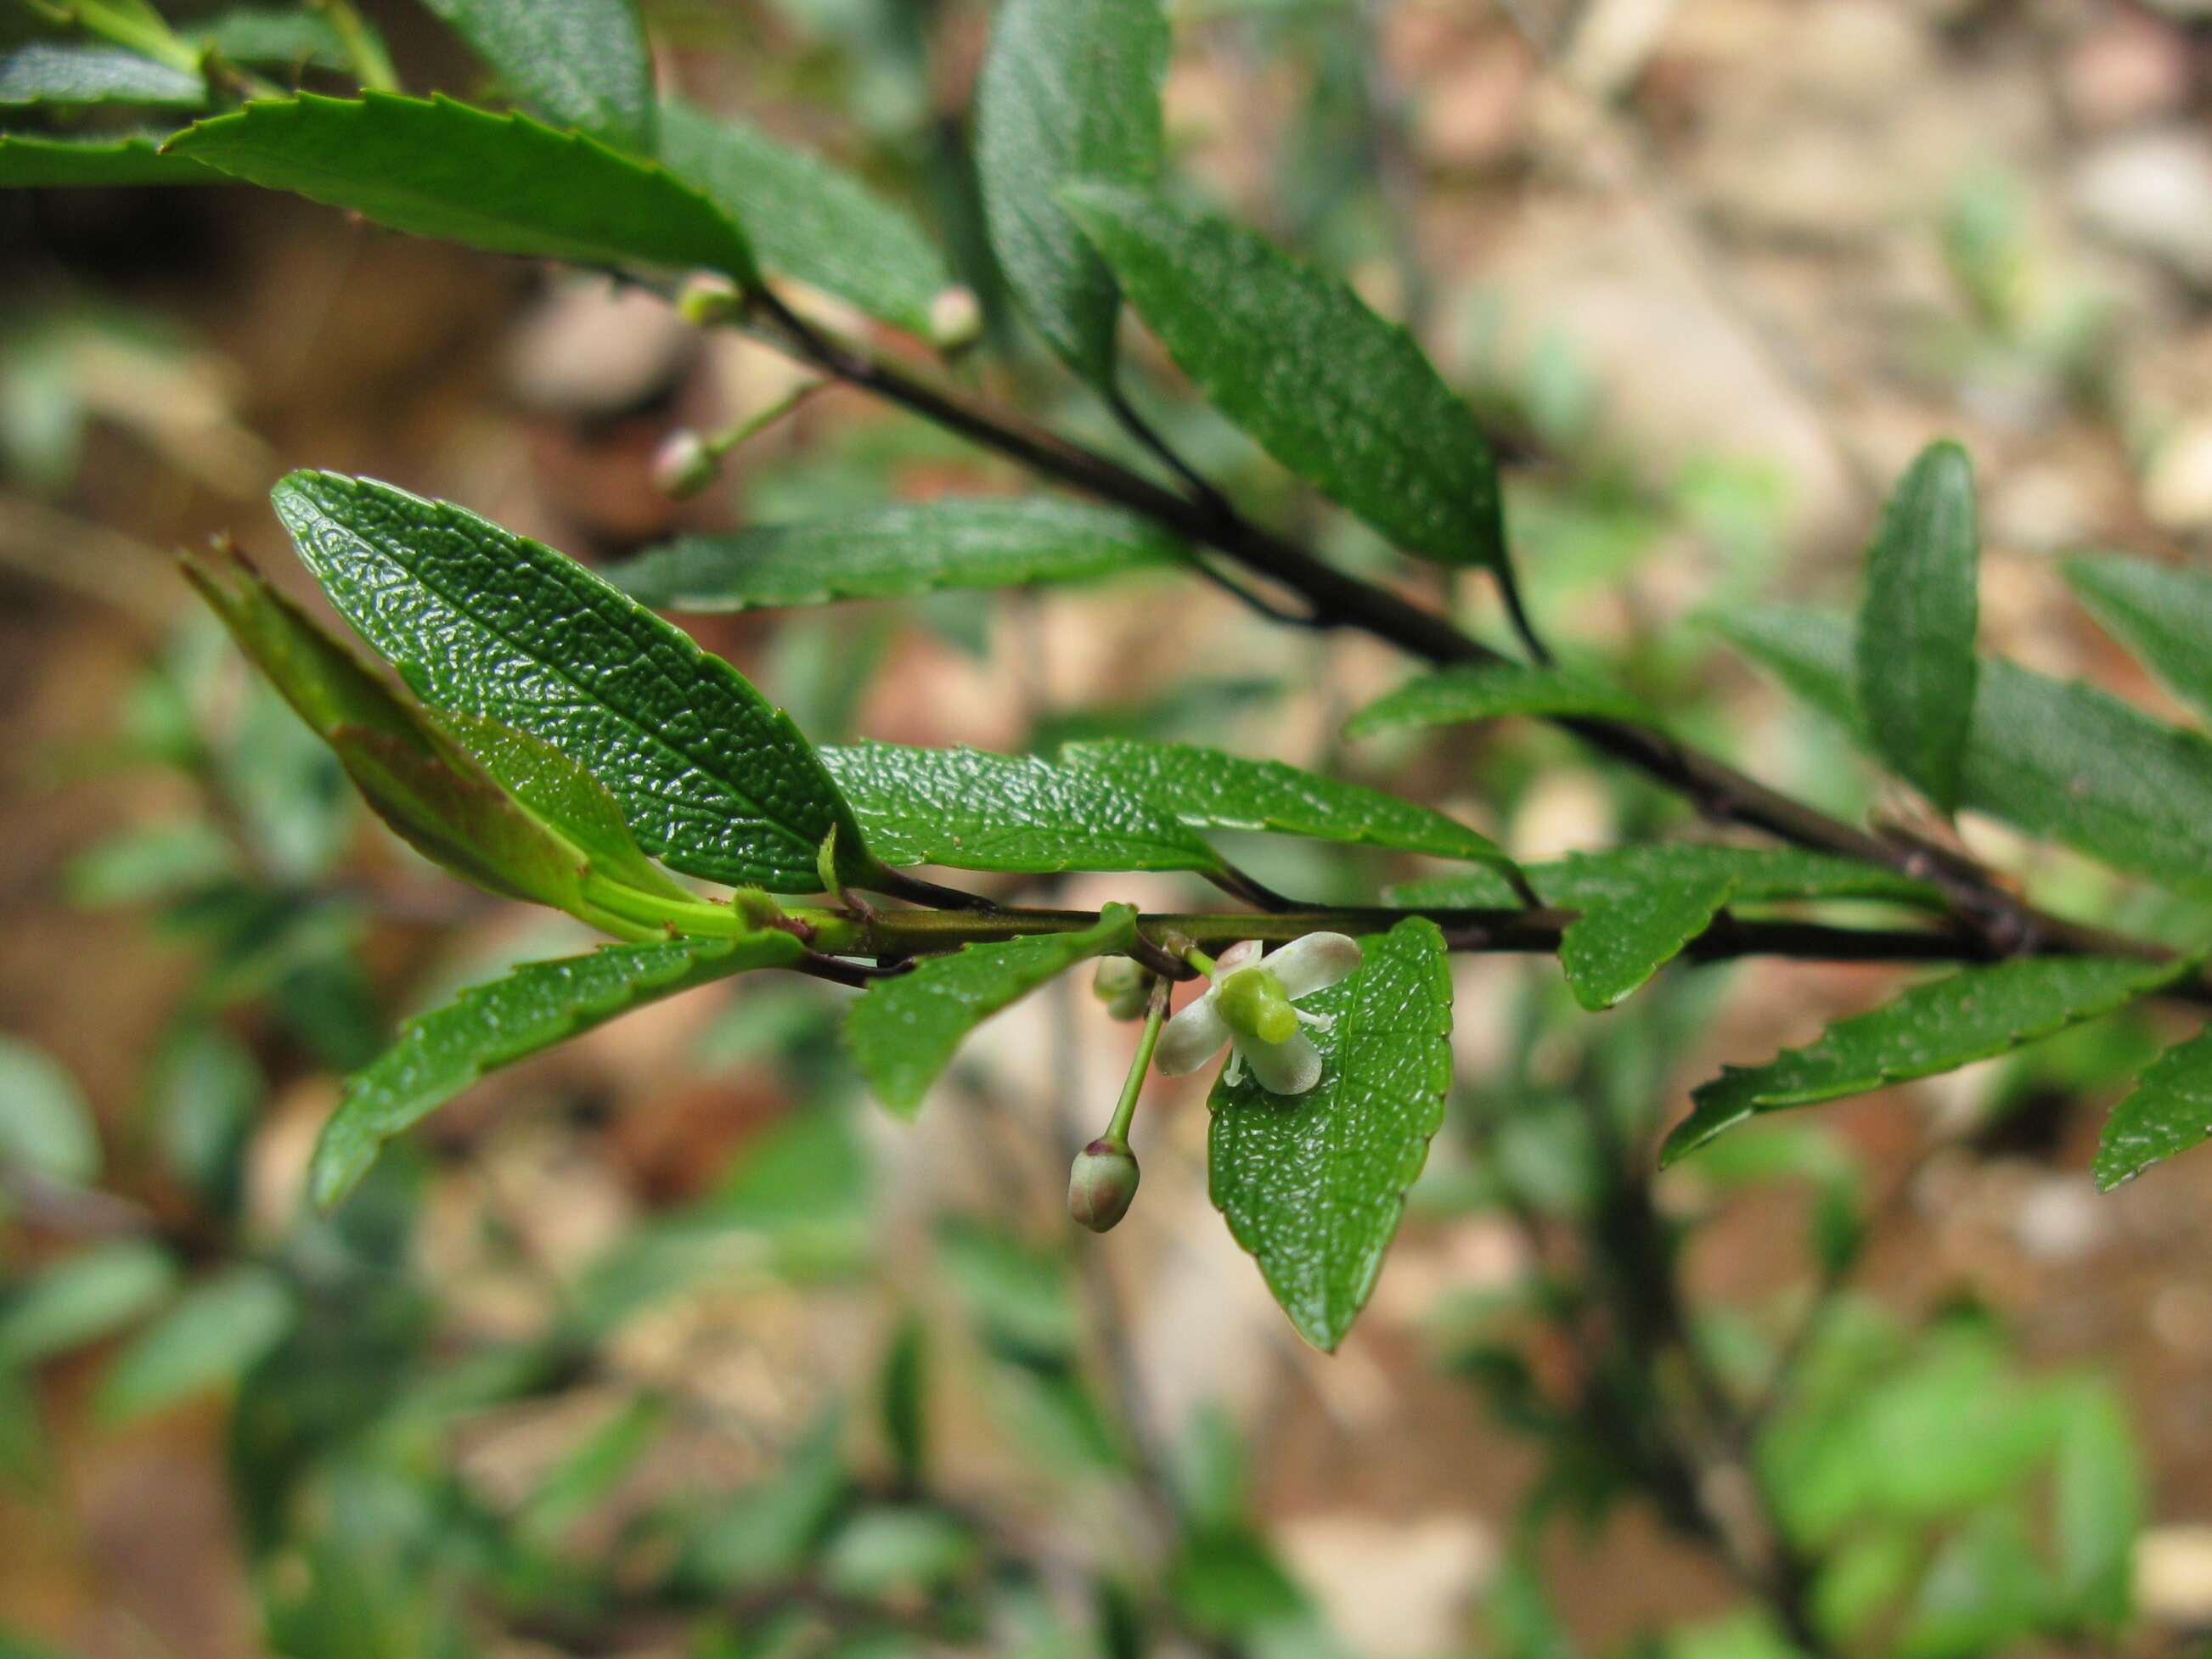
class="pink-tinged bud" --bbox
[677,274,744,328]
[929,285,982,351]
[1067,1139,1140,1233]
[651,429,718,499]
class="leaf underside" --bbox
[0,42,207,109]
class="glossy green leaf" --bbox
[1343,662,1642,738]
[1858,441,1978,813]
[166,93,755,282]
[2063,551,2212,722]
[270,471,866,891]
[975,0,1168,385]
[1663,954,2187,1165]
[1391,843,1942,912]
[0,1240,177,1368]
[311,931,800,1207]
[1207,916,1452,1350]
[822,743,1222,874]
[0,130,221,186]
[0,43,205,108]
[1064,183,1505,573]
[847,905,1138,1116]
[1714,604,2212,899]
[2094,1026,2212,1189]
[0,1036,99,1187]
[1063,737,1517,872]
[419,0,653,151]
[96,1265,295,1422]
[660,98,953,337]
[1560,874,1736,1011]
[616,497,1182,612]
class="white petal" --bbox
[1267,932,1363,1000]
[1156,995,1231,1076]
[1214,939,1264,975]
[1239,1031,1322,1095]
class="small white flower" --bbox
[1155,932,1363,1095]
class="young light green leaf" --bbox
[0,1240,177,1368]
[1063,183,1505,574]
[1560,874,1737,1012]
[1714,604,2212,900]
[0,1036,100,1187]
[1858,441,1978,813]
[311,931,802,1208]
[1391,843,1944,913]
[166,93,755,282]
[419,0,654,152]
[1344,661,1644,738]
[0,131,222,186]
[2094,1026,2212,1190]
[1062,738,1517,874]
[270,471,868,891]
[847,905,1139,1116]
[659,98,954,339]
[1663,954,2187,1165]
[1207,916,1452,1351]
[96,1265,295,1422]
[2063,552,2212,723]
[821,742,1223,875]
[975,0,1168,385]
[616,497,1184,613]
[0,43,205,108]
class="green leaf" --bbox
[1858,441,1979,813]
[419,0,654,151]
[1063,737,1517,873]
[0,43,205,108]
[0,1240,177,1368]
[0,130,221,186]
[269,471,866,891]
[2052,1381,2140,1629]
[1714,604,2212,899]
[1343,662,1643,737]
[2062,551,2212,722]
[1560,874,1736,1012]
[1207,916,1453,1350]
[1391,844,1944,912]
[2093,1026,2212,1189]
[975,0,1168,385]
[166,93,755,282]
[681,1409,847,1592]
[819,1507,978,1600]
[879,1319,926,1487]
[0,1036,100,1187]
[821,743,1222,875]
[96,1265,295,1422]
[659,98,954,338]
[1663,954,2187,1164]
[189,8,355,71]
[616,497,1183,613]
[847,905,1138,1116]
[310,931,801,1207]
[1063,183,1505,574]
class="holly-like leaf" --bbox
[311,931,801,1207]
[97,1265,295,1423]
[1062,738,1517,874]
[419,0,654,151]
[659,98,954,339]
[1662,954,2188,1165]
[1063,183,1505,575]
[1714,604,2212,900]
[0,130,221,186]
[2094,1026,2212,1190]
[975,0,1168,385]
[1391,844,1943,913]
[1207,916,1453,1351]
[847,905,1139,1116]
[2063,552,2212,723]
[1560,874,1737,1012]
[166,93,756,282]
[1858,441,1979,813]
[616,497,1183,613]
[268,471,868,891]
[1344,662,1643,738]
[0,42,206,108]
[821,742,1223,875]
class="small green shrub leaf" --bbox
[0,1037,100,1187]
[1392,844,1942,913]
[2062,552,2212,723]
[976,0,1168,385]
[270,471,866,891]
[0,130,221,186]
[1207,916,1452,1351]
[1063,183,1505,574]
[617,497,1183,612]
[1858,441,1979,813]
[0,43,206,108]
[311,932,801,1207]
[188,9,357,71]
[822,742,1223,874]
[1344,662,1643,737]
[0,1240,177,1368]
[419,0,654,151]
[166,93,755,282]
[2093,1026,2212,1189]
[97,1265,295,1422]
[1560,874,1736,1011]
[847,905,1139,1116]
[1663,954,2187,1165]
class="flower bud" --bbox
[1067,1138,1140,1232]
[1092,957,1155,1021]
[676,273,744,328]
[651,429,719,499]
[928,285,982,351]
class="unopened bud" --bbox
[929,285,982,351]
[652,429,719,499]
[677,273,745,328]
[1092,958,1156,1021]
[1068,1138,1140,1232]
